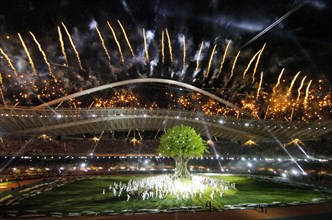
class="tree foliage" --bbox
[158,125,207,158]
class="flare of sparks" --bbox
[143,28,150,63]
[165,28,173,62]
[244,140,257,146]
[161,30,165,64]
[107,21,124,64]
[57,26,68,67]
[18,33,37,76]
[272,68,285,95]
[296,76,307,102]
[95,25,111,64]
[256,71,263,100]
[242,50,261,80]
[229,51,240,81]
[117,20,135,59]
[195,41,204,73]
[286,71,301,99]
[29,32,55,80]
[217,40,231,78]
[303,80,312,110]
[61,22,84,70]
[182,34,186,70]
[0,48,19,77]
[251,43,266,84]
[206,44,217,78]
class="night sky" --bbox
[0,0,331,87]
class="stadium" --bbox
[0,0,331,219]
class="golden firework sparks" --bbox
[229,50,240,81]
[143,28,149,63]
[57,26,68,67]
[61,22,84,70]
[206,44,217,78]
[242,49,261,80]
[217,40,231,78]
[252,43,266,84]
[117,20,135,59]
[29,32,55,80]
[256,71,263,100]
[272,68,285,95]
[107,21,124,64]
[195,41,204,73]
[161,30,165,64]
[95,25,111,64]
[303,80,312,110]
[18,33,37,76]
[182,34,186,69]
[0,47,19,77]
[165,28,173,62]
[286,71,301,99]
[296,76,307,102]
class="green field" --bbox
[1,175,332,216]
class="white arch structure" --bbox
[33,78,255,118]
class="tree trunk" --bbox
[173,155,191,180]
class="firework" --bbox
[57,26,68,66]
[251,43,266,84]
[0,48,19,77]
[296,76,307,102]
[18,33,37,76]
[206,44,217,78]
[286,71,301,99]
[242,49,261,80]
[29,32,55,80]
[217,40,231,79]
[161,30,165,64]
[256,71,263,100]
[272,68,285,95]
[61,22,84,70]
[303,80,312,110]
[229,51,241,81]
[95,25,111,64]
[107,21,124,64]
[143,28,150,63]
[117,20,135,59]
[165,28,173,62]
[195,41,204,73]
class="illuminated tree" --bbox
[158,125,207,179]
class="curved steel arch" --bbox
[33,78,254,118]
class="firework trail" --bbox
[256,71,263,100]
[18,33,37,76]
[251,43,266,84]
[143,28,150,63]
[61,22,84,70]
[107,21,124,64]
[195,41,204,73]
[272,68,285,95]
[57,26,68,67]
[229,50,241,81]
[296,76,307,102]
[165,28,173,62]
[286,71,301,99]
[206,44,217,78]
[95,25,111,65]
[29,32,56,80]
[117,20,135,59]
[242,49,261,80]
[303,79,312,110]
[217,40,231,79]
[182,34,186,70]
[161,30,165,64]
[0,48,19,77]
